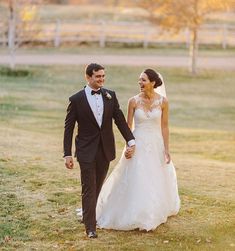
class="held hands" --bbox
[124,145,135,159]
[165,151,171,164]
[65,156,74,169]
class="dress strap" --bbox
[159,95,164,105]
[133,95,141,104]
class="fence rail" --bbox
[1,20,235,49]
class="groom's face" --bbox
[87,69,105,90]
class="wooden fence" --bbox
[0,19,235,49]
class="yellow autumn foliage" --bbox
[20,5,37,22]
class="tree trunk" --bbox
[8,0,16,70]
[190,27,198,75]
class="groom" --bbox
[63,63,135,238]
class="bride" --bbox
[96,69,180,231]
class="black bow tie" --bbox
[91,89,101,95]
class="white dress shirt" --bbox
[85,85,104,127]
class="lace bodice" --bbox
[133,95,163,131]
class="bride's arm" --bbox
[161,97,171,164]
[124,97,136,159]
[127,97,136,130]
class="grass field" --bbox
[1,45,235,58]
[0,65,235,250]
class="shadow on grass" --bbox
[0,67,33,77]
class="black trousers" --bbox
[78,144,109,233]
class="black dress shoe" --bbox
[86,231,98,238]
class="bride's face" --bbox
[138,72,154,92]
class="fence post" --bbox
[222,24,227,50]
[54,19,61,47]
[99,21,106,48]
[143,29,151,48]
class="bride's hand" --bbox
[165,151,171,164]
[125,145,135,159]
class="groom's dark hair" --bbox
[85,63,105,77]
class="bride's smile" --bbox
[139,72,156,95]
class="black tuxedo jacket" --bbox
[63,87,134,162]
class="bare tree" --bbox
[4,0,42,69]
[8,0,16,69]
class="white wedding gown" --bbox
[96,95,180,231]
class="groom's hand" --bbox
[124,145,135,159]
[64,156,74,169]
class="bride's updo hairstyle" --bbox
[144,69,162,88]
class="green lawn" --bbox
[1,45,235,58]
[0,65,234,250]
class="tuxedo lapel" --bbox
[101,89,110,128]
[81,90,100,128]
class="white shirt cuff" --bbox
[127,139,135,147]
